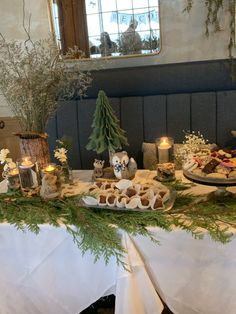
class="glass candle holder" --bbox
[156,137,174,164]
[40,163,60,199]
[17,156,40,195]
[156,162,176,182]
[41,163,57,176]
[2,167,20,191]
[58,163,73,184]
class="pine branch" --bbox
[0,190,236,266]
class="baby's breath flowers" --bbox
[0,32,92,134]
[175,131,209,163]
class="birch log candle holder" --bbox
[17,156,40,195]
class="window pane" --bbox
[50,0,161,59]
[132,0,149,8]
[102,12,119,34]
[86,0,99,14]
[84,0,161,58]
[149,0,158,7]
[149,7,159,29]
[117,10,134,33]
[141,29,160,52]
[87,14,101,36]
[101,0,117,12]
[89,35,101,57]
[109,34,120,56]
[133,8,153,31]
[117,0,133,11]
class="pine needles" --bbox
[0,189,235,266]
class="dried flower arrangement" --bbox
[54,137,72,183]
[175,131,209,163]
[0,33,92,134]
[0,2,93,168]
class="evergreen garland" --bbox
[86,90,129,154]
[0,182,236,266]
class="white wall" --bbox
[0,0,234,116]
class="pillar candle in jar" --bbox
[18,156,37,189]
[158,137,171,164]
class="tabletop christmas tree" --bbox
[86,90,128,155]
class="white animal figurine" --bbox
[92,159,105,180]
[110,151,137,180]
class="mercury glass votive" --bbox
[156,137,174,164]
[2,167,20,191]
[40,163,60,199]
[17,156,40,195]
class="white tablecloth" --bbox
[0,170,236,314]
[0,224,163,314]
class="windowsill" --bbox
[64,50,162,71]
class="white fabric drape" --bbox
[1,171,236,314]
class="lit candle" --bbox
[42,164,57,177]
[8,168,19,176]
[17,157,36,190]
[21,157,33,168]
[44,164,56,173]
[158,137,171,164]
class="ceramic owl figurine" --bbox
[110,151,137,180]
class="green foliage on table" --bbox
[86,90,129,154]
[0,184,236,267]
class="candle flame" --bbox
[45,165,55,172]
[9,168,19,176]
[159,137,171,148]
[162,138,168,145]
[21,156,33,167]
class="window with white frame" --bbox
[50,0,160,59]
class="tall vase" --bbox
[16,132,51,170]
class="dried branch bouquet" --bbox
[0,27,92,134]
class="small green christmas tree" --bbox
[86,90,129,154]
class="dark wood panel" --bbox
[167,94,191,143]
[120,97,143,166]
[56,100,81,169]
[88,60,236,98]
[191,92,216,143]
[217,90,236,147]
[143,95,166,142]
[46,90,236,169]
[46,115,58,163]
[78,97,121,169]
[77,98,97,169]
